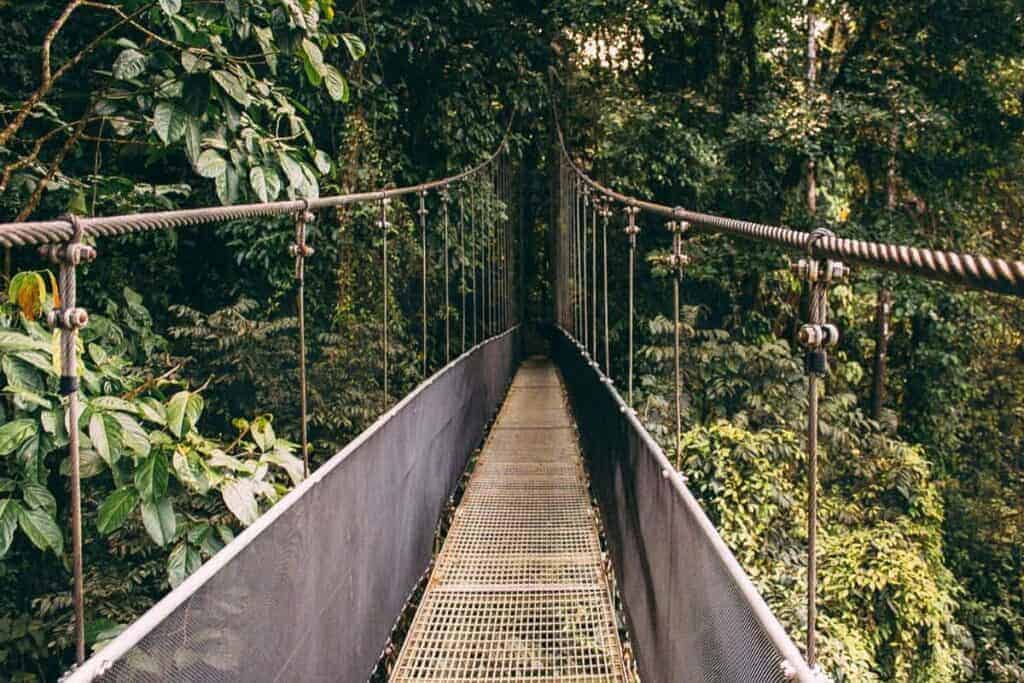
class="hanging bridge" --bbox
[2,109,1024,683]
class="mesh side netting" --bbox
[66,330,520,683]
[551,328,817,683]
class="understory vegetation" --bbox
[0,1,1022,681]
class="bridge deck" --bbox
[391,357,627,682]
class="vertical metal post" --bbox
[460,188,466,353]
[625,206,640,408]
[380,197,389,408]
[291,204,315,477]
[418,190,428,377]
[792,229,847,668]
[41,215,96,665]
[591,194,597,358]
[668,220,689,469]
[582,186,589,352]
[472,179,478,345]
[601,201,610,376]
[442,187,450,363]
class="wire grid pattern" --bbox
[391,358,626,682]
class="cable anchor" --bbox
[791,229,848,374]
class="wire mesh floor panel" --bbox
[391,358,626,682]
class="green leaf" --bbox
[249,166,270,203]
[261,449,304,486]
[137,398,167,426]
[91,397,138,414]
[215,163,239,205]
[300,38,324,70]
[167,541,202,588]
[141,498,175,547]
[167,391,203,438]
[153,101,188,145]
[211,70,250,107]
[322,65,349,103]
[254,26,277,74]
[0,499,22,559]
[172,449,210,494]
[114,413,150,458]
[277,152,304,190]
[96,487,139,535]
[195,149,227,179]
[251,415,275,452]
[22,483,56,517]
[342,33,367,60]
[112,48,147,80]
[0,419,38,456]
[158,0,181,16]
[222,479,259,526]
[18,507,62,556]
[89,413,117,466]
[313,150,332,175]
[135,452,169,503]
[0,330,49,353]
[3,355,43,393]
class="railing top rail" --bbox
[554,116,1024,298]
[0,118,513,249]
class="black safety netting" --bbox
[551,327,816,683]
[65,330,520,683]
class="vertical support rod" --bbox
[291,204,315,478]
[625,206,640,408]
[460,189,466,353]
[380,197,389,408]
[418,191,428,377]
[601,201,610,376]
[582,187,589,352]
[442,187,450,363]
[41,216,96,665]
[472,179,478,345]
[591,194,597,358]
[806,369,819,667]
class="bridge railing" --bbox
[552,111,1024,680]
[0,121,520,674]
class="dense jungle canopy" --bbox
[0,1,1023,681]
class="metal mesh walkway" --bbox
[391,357,627,682]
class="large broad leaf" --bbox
[215,163,240,205]
[96,487,139,535]
[195,149,227,179]
[0,330,49,353]
[342,33,367,60]
[135,452,169,502]
[3,355,43,393]
[322,65,349,103]
[113,413,150,458]
[0,419,38,456]
[153,101,188,144]
[277,152,304,190]
[261,448,304,486]
[0,499,21,558]
[166,391,203,437]
[90,397,139,415]
[141,498,176,547]
[167,541,202,588]
[8,271,47,318]
[172,449,210,495]
[112,48,147,80]
[22,482,56,517]
[137,398,167,426]
[18,506,63,556]
[250,415,275,452]
[222,479,259,526]
[254,26,277,74]
[89,413,122,467]
[211,70,250,107]
[158,0,181,16]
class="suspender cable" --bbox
[669,220,690,469]
[591,193,597,357]
[291,203,315,478]
[471,179,478,345]
[625,206,639,408]
[601,200,610,376]
[418,190,428,377]
[442,187,451,363]
[380,197,389,408]
[582,187,589,353]
[460,188,466,353]
[41,214,95,664]
[793,228,848,667]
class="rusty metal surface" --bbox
[391,357,626,682]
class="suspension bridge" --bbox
[2,109,1023,683]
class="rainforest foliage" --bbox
[0,1,1022,681]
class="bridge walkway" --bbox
[391,357,627,681]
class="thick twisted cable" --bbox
[553,123,1024,297]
